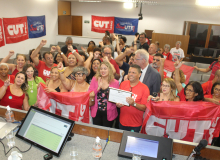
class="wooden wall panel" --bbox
[72,16,82,36]
[58,1,71,16]
[58,16,72,35]
[152,33,190,57]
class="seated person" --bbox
[162,44,172,61]
[0,71,29,110]
[44,67,68,93]
[61,37,78,56]
[0,63,15,87]
[148,78,179,101]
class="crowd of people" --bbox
[0,31,220,146]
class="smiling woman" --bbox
[0,71,29,111]
[0,63,15,87]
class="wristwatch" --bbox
[133,102,136,107]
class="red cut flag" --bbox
[149,55,194,84]
[141,101,220,144]
[3,16,28,44]
[91,15,114,33]
[0,18,5,47]
[37,83,91,123]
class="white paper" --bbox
[0,122,6,130]
[108,87,132,106]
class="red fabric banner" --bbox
[37,83,91,123]
[3,16,28,44]
[0,18,5,47]
[141,101,220,144]
[91,15,114,33]
[149,55,194,84]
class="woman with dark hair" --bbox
[174,60,204,101]
[0,71,29,110]
[204,82,220,104]
[1,50,27,76]
[23,64,45,106]
[87,59,101,84]
[54,52,65,67]
[28,49,42,67]
[105,30,110,37]
[88,41,96,47]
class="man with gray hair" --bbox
[61,37,78,55]
[99,36,115,57]
[101,45,120,80]
[170,41,184,62]
[134,49,161,95]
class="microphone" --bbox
[187,139,208,160]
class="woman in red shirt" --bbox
[0,71,29,110]
[174,59,204,101]
[162,44,172,61]
[0,63,15,87]
[204,82,220,104]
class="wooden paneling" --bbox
[152,33,190,57]
[58,1,71,16]
[72,16,82,36]
[145,30,154,39]
[58,15,72,35]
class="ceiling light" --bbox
[79,0,101,2]
[124,2,133,9]
[196,0,220,7]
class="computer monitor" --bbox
[16,106,75,157]
[118,131,173,160]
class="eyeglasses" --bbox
[185,88,194,93]
[214,88,220,92]
[139,37,145,39]
[134,58,143,61]
[153,59,160,62]
[74,72,85,77]
[162,84,170,88]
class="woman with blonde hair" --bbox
[148,78,179,101]
[171,69,186,95]
[88,61,119,127]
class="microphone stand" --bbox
[187,149,196,160]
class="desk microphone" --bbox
[187,139,208,160]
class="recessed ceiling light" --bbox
[196,0,220,7]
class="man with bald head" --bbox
[134,49,161,95]
[202,69,220,95]
[148,43,157,56]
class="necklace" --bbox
[28,81,34,93]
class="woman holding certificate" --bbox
[89,61,119,127]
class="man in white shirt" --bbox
[170,41,185,62]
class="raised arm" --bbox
[1,50,15,71]
[115,47,133,67]
[113,34,122,55]
[56,46,68,66]
[133,35,139,52]
[159,58,165,82]
[174,59,184,93]
[57,62,73,90]
[103,56,116,74]
[194,66,211,73]
[68,45,84,66]
[31,39,47,66]
[84,52,93,75]
[23,94,30,111]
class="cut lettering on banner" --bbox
[0,18,5,47]
[3,16,28,44]
[37,83,91,124]
[141,101,220,144]
[91,15,114,33]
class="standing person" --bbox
[133,32,149,52]
[88,61,119,127]
[99,36,115,57]
[134,49,161,95]
[194,56,220,81]
[162,44,172,61]
[1,50,26,76]
[31,39,58,82]
[116,64,150,132]
[44,67,68,93]
[170,41,185,62]
[86,59,101,84]
[23,64,45,107]
[120,36,127,52]
[0,71,29,110]
[171,69,186,95]
[148,43,158,56]
[0,63,15,87]
[61,37,78,56]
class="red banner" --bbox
[37,83,91,123]
[149,55,194,84]
[141,101,220,144]
[91,15,114,33]
[3,16,28,44]
[0,18,5,47]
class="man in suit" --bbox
[134,49,161,95]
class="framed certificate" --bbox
[108,87,132,106]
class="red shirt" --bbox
[100,58,120,74]
[162,52,172,61]
[209,61,220,81]
[0,86,25,110]
[201,80,213,96]
[157,69,167,79]
[177,88,186,101]
[119,81,150,127]
[11,68,19,76]
[0,75,15,88]
[35,60,57,82]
